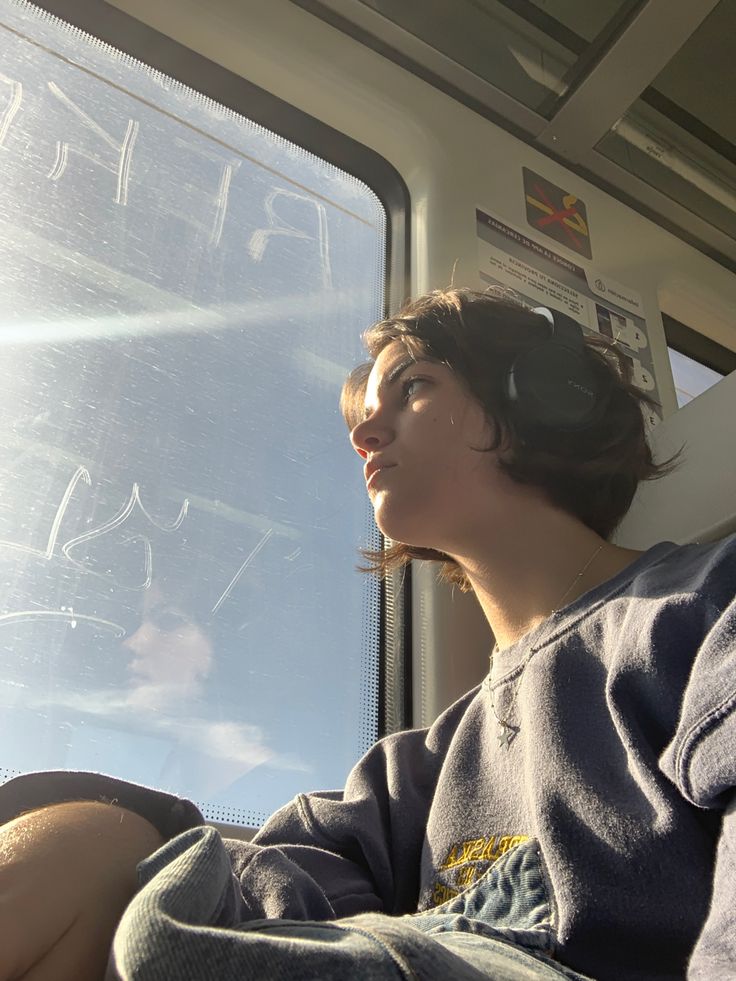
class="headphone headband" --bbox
[532,306,586,350]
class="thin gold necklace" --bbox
[488,541,607,749]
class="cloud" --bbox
[29,686,311,775]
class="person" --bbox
[0,288,734,981]
[122,576,215,711]
[120,575,276,800]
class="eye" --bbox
[401,376,429,401]
[148,608,192,632]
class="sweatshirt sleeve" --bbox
[685,795,736,981]
[659,579,736,978]
[246,718,449,919]
[659,590,736,812]
[235,687,477,921]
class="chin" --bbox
[372,504,408,541]
[373,507,439,551]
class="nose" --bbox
[122,623,152,655]
[350,413,394,459]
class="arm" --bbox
[245,726,440,918]
[686,796,736,980]
[659,576,736,978]
[245,688,477,919]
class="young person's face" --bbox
[350,340,499,552]
[123,581,213,689]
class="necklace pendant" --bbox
[497,720,517,749]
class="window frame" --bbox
[663,312,736,378]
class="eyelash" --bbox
[401,376,428,401]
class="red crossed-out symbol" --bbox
[530,182,588,252]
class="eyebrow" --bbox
[362,357,432,421]
[372,356,432,404]
[384,356,420,389]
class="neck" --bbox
[449,502,642,650]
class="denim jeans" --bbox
[107,826,593,980]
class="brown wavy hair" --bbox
[340,288,678,590]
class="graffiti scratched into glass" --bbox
[0,0,384,826]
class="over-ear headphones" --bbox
[505,307,604,431]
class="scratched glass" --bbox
[0,0,383,826]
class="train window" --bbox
[0,0,387,827]
[663,313,736,408]
[662,313,736,408]
[667,349,724,408]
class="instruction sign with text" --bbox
[476,206,662,427]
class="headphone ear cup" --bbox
[506,344,603,431]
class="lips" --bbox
[364,460,397,488]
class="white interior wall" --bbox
[109,0,736,726]
[616,369,736,548]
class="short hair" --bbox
[340,288,678,589]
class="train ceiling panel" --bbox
[291,0,736,270]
